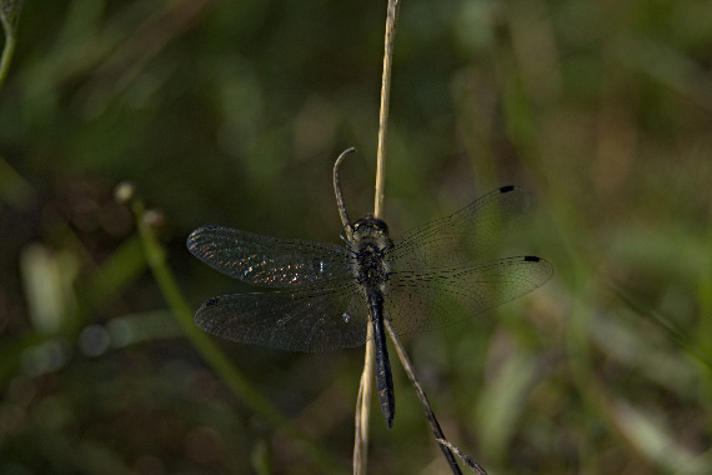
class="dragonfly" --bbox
[186,148,552,428]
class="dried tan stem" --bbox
[373,0,400,220]
[353,1,401,473]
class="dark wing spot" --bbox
[524,255,540,262]
[499,185,515,193]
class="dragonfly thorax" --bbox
[349,217,392,291]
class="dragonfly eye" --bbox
[352,217,389,234]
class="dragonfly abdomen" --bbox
[367,289,395,428]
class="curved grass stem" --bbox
[131,199,343,474]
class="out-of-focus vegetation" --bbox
[2,1,712,473]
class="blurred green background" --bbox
[2,0,712,473]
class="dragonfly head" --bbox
[350,216,391,245]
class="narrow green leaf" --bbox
[607,279,712,371]
[0,0,23,86]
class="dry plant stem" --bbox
[373,0,399,220]
[352,375,364,470]
[352,324,374,474]
[354,1,401,474]
[385,319,487,475]
[333,149,374,474]
[436,439,488,475]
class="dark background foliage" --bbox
[1,0,712,473]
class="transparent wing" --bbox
[384,256,553,337]
[194,282,370,352]
[386,186,531,270]
[187,226,351,288]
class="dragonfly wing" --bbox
[384,256,553,337]
[194,282,370,352]
[387,186,531,270]
[187,226,351,288]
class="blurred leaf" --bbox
[250,439,272,475]
[476,347,537,461]
[19,244,78,334]
[0,0,22,86]
[614,33,712,112]
[0,155,33,208]
[606,224,706,279]
[608,279,712,371]
[591,313,698,395]
[614,399,711,474]
[76,235,147,325]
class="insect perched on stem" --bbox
[187,148,552,428]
